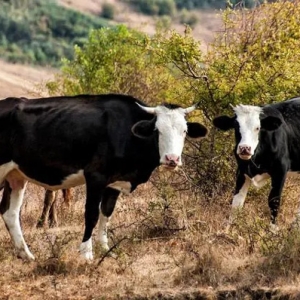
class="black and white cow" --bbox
[0,94,207,260]
[213,98,300,226]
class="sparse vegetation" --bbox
[0,0,109,66]
[127,0,177,16]
[2,0,300,299]
[179,8,199,28]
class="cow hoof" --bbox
[79,239,94,261]
[80,251,94,261]
[269,223,279,233]
[100,243,109,252]
[16,248,35,260]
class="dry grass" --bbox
[0,3,298,298]
[1,172,300,299]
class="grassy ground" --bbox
[1,169,300,299]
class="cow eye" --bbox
[255,127,260,131]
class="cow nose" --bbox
[238,144,251,155]
[165,154,180,167]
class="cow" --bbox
[0,94,207,260]
[37,188,73,228]
[212,98,300,228]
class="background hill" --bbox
[0,0,222,99]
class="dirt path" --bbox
[0,60,55,98]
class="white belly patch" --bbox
[24,169,86,190]
[2,162,85,190]
[1,161,131,193]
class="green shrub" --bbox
[47,1,300,199]
[179,8,198,28]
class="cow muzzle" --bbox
[162,154,181,169]
[237,144,252,160]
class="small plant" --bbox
[179,8,198,28]
[100,3,115,19]
[33,230,77,275]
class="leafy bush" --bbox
[46,25,192,106]
[179,8,198,27]
[47,1,300,198]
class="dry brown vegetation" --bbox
[2,1,300,300]
[1,169,300,299]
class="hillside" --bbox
[57,0,223,48]
[0,0,222,98]
[0,59,55,98]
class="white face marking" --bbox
[234,105,263,159]
[79,238,93,260]
[2,182,35,260]
[154,106,188,166]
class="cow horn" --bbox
[184,104,197,114]
[136,103,156,114]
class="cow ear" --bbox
[213,115,235,131]
[187,122,208,139]
[261,116,282,131]
[131,119,156,139]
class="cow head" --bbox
[213,105,282,160]
[131,103,208,168]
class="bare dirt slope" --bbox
[0,60,55,99]
[57,0,223,49]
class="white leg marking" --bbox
[227,175,251,229]
[232,175,251,209]
[79,238,93,260]
[251,173,270,188]
[2,183,35,260]
[97,211,109,251]
[269,222,279,233]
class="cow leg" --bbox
[1,179,34,260]
[97,187,120,251]
[49,191,59,227]
[269,171,287,226]
[251,173,270,188]
[79,173,106,260]
[62,188,73,207]
[36,189,56,228]
[228,172,251,227]
[232,173,251,209]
